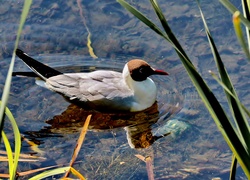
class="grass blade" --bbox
[116,0,170,42]
[64,115,91,178]
[198,0,250,142]
[117,0,190,61]
[1,164,67,178]
[1,131,14,178]
[0,0,32,138]
[4,105,21,179]
[149,0,189,62]
[230,155,237,180]
[197,0,250,175]
[233,11,250,61]
[209,71,250,118]
[241,0,250,51]
[70,167,86,180]
[219,0,250,29]
[29,167,71,180]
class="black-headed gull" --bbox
[15,49,168,112]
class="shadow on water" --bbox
[25,102,181,149]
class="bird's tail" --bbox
[15,49,62,80]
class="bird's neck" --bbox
[123,66,157,111]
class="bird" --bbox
[15,49,168,112]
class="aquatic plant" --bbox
[117,0,250,178]
[1,0,250,179]
[0,1,87,179]
[0,1,32,179]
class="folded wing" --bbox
[46,70,134,111]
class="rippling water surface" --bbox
[0,0,249,179]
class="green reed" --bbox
[0,1,85,179]
[117,0,250,178]
[0,1,32,179]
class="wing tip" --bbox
[16,48,24,56]
[15,48,63,79]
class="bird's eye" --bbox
[139,67,143,73]
[139,67,146,74]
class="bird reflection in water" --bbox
[24,102,180,149]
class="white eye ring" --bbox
[139,67,145,74]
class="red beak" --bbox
[153,69,169,75]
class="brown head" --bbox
[127,59,168,81]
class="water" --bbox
[0,0,248,179]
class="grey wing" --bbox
[45,71,133,103]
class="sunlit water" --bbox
[0,0,249,179]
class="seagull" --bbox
[15,49,168,112]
